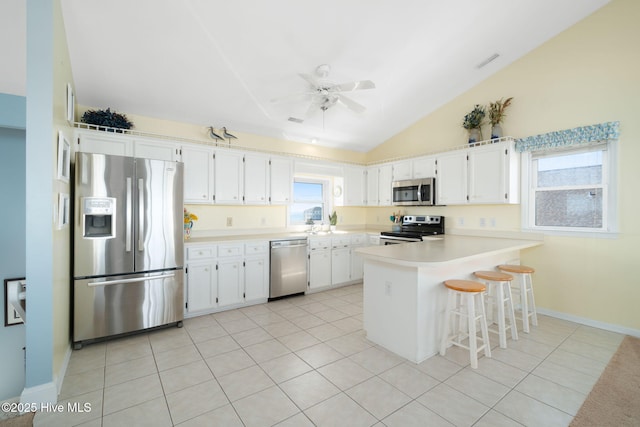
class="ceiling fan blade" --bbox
[304,101,320,118]
[270,92,314,104]
[332,80,376,92]
[336,94,366,114]
[298,73,319,87]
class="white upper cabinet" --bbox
[365,164,392,206]
[270,156,292,204]
[76,129,133,157]
[133,138,180,161]
[436,150,468,205]
[182,144,214,203]
[378,164,393,206]
[436,140,519,205]
[392,160,412,181]
[343,165,366,206]
[412,156,437,179]
[214,150,244,204]
[468,141,519,204]
[244,153,269,205]
[366,167,378,206]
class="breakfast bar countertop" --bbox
[356,234,543,267]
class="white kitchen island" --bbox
[356,235,542,363]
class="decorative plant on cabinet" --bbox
[488,97,513,140]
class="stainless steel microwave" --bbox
[392,178,436,206]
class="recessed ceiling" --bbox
[1,1,610,152]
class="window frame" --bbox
[288,176,333,227]
[521,141,618,238]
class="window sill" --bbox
[521,227,618,239]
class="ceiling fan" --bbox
[272,64,376,120]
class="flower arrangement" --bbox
[488,97,513,126]
[184,208,198,224]
[462,104,486,130]
[183,208,198,239]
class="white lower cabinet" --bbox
[308,234,366,292]
[217,258,243,307]
[308,236,332,291]
[185,240,268,316]
[309,249,332,290]
[244,256,268,301]
[331,247,351,285]
[244,241,269,301]
[331,236,351,285]
[185,261,217,312]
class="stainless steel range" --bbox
[380,215,445,245]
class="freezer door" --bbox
[134,159,184,272]
[74,153,135,277]
[73,270,184,342]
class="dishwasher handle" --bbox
[270,240,308,249]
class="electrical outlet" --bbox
[457,217,464,226]
[490,218,496,227]
[226,217,233,227]
[385,281,392,296]
[479,218,486,227]
[260,217,266,226]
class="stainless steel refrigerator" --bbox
[73,152,184,348]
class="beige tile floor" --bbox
[34,283,624,427]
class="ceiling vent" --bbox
[288,117,304,124]
[476,53,500,69]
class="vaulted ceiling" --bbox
[1,0,610,152]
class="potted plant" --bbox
[488,97,513,140]
[328,211,338,231]
[81,108,134,132]
[462,104,485,144]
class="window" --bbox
[523,143,616,235]
[289,179,328,225]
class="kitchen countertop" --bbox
[356,234,542,267]
[184,228,380,244]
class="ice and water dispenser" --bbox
[81,197,116,239]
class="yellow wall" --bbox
[368,0,640,331]
[52,0,74,383]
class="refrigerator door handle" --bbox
[87,273,175,287]
[125,177,132,252]
[138,178,144,252]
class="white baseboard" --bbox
[54,344,72,395]
[20,381,57,408]
[537,307,640,338]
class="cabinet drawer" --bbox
[187,246,216,260]
[218,244,243,257]
[331,236,350,247]
[350,234,366,245]
[245,242,268,255]
[309,237,332,249]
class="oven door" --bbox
[379,235,422,245]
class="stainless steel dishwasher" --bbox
[270,237,308,299]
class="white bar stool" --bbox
[498,264,538,333]
[474,270,518,349]
[440,280,491,369]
